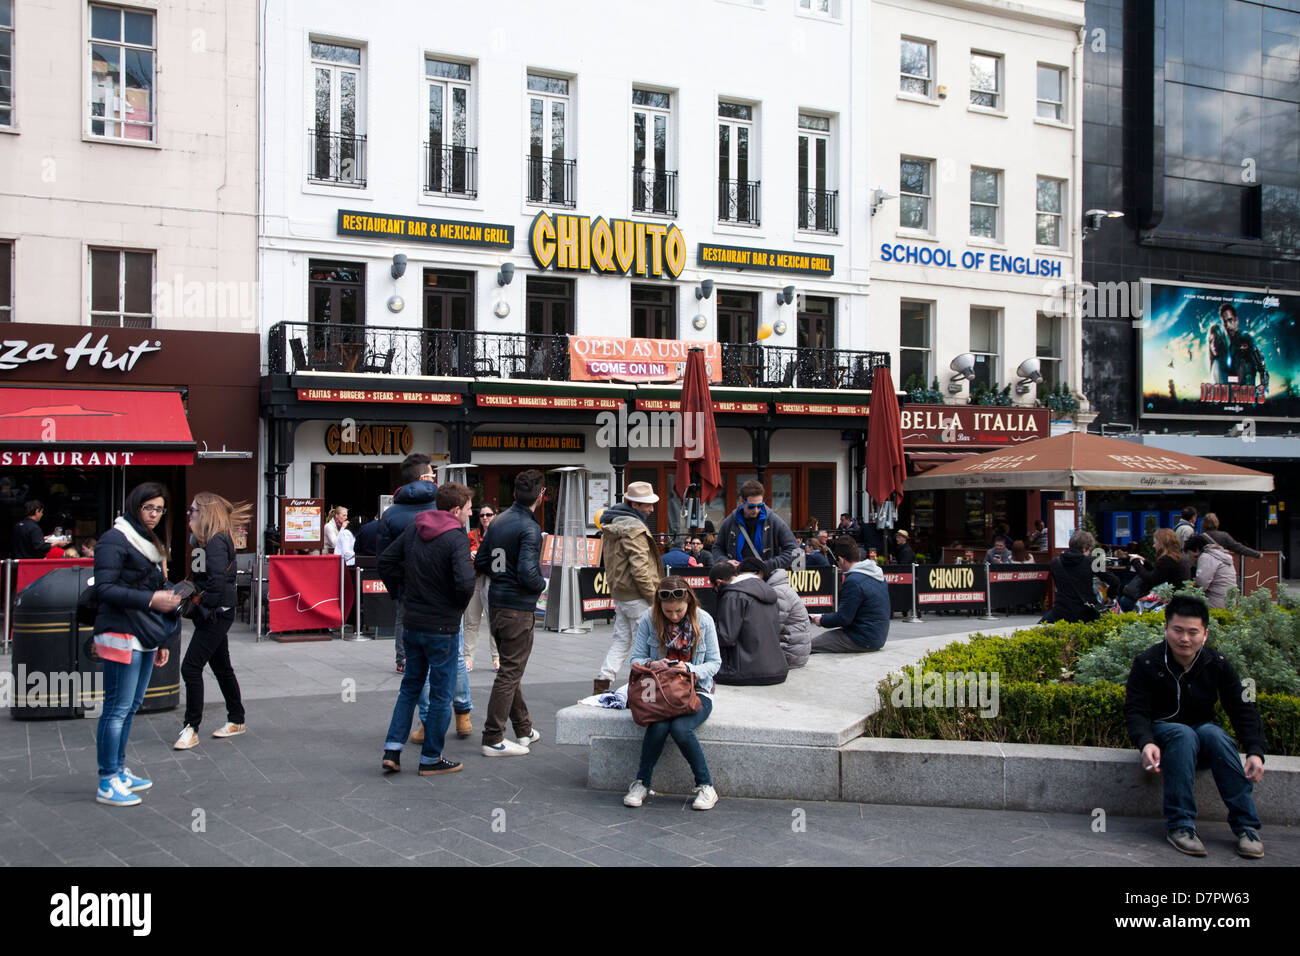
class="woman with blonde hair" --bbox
[1122,527,1192,610]
[174,492,252,750]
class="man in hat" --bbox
[891,530,915,566]
[593,481,663,695]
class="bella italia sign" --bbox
[528,212,685,278]
[899,405,1049,449]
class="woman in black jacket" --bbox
[174,493,252,750]
[1040,530,1121,624]
[93,482,183,807]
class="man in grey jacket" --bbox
[767,567,811,668]
[711,480,801,572]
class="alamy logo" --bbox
[0,666,103,716]
[49,886,151,936]
[890,670,1000,717]
[594,407,705,454]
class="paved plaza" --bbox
[1,613,1296,867]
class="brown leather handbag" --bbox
[628,659,701,726]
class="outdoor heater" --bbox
[544,465,592,634]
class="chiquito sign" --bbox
[529,211,686,278]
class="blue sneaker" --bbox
[118,768,152,792]
[95,775,142,807]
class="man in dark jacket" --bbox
[12,499,58,558]
[378,453,438,671]
[711,480,801,572]
[891,530,916,566]
[1039,530,1120,624]
[473,469,547,757]
[352,515,379,557]
[378,482,475,776]
[1124,594,1266,858]
[711,558,787,685]
[811,535,890,652]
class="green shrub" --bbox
[1075,620,1165,686]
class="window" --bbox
[969,307,1000,390]
[90,248,152,328]
[900,38,933,96]
[309,41,365,185]
[527,73,574,206]
[797,113,836,233]
[423,270,474,376]
[631,284,676,339]
[0,0,12,127]
[1036,312,1062,391]
[718,101,759,224]
[798,0,833,16]
[899,301,932,388]
[969,52,1002,109]
[1036,177,1064,247]
[716,290,758,344]
[88,4,155,141]
[899,157,933,231]
[0,240,11,322]
[524,277,573,379]
[1036,65,1066,121]
[970,167,1001,239]
[632,88,676,216]
[425,58,475,197]
[797,296,834,351]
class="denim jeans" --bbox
[1154,720,1262,834]
[419,627,471,724]
[636,695,713,789]
[385,629,459,764]
[96,650,156,779]
[599,598,650,682]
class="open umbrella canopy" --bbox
[904,430,1273,492]
[866,366,907,507]
[673,348,722,504]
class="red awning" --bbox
[0,387,195,466]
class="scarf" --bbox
[733,504,766,562]
[115,514,165,566]
[662,617,696,659]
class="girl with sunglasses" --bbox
[623,576,722,810]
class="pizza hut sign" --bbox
[0,333,162,373]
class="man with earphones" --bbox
[1123,594,1266,858]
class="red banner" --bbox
[15,558,93,592]
[268,555,345,632]
[568,336,722,383]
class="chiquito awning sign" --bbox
[528,212,686,279]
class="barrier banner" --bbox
[915,564,988,611]
[1242,551,1282,599]
[359,568,395,630]
[882,565,914,613]
[788,566,836,610]
[15,558,93,593]
[577,567,615,619]
[268,555,345,632]
[988,566,1050,611]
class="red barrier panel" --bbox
[15,558,94,592]
[268,554,347,632]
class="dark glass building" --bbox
[1082,0,1300,565]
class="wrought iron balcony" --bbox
[798,188,839,234]
[424,144,477,197]
[718,178,761,225]
[719,344,889,391]
[307,129,367,186]
[526,155,577,207]
[632,167,678,216]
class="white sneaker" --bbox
[481,738,529,757]
[518,729,541,748]
[211,722,246,738]
[692,784,719,811]
[623,779,649,808]
[173,725,199,750]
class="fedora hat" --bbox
[624,481,659,504]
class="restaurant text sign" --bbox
[297,388,462,405]
[529,212,685,278]
[899,405,1049,448]
[568,337,721,384]
[697,243,833,277]
[337,210,513,249]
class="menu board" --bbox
[280,498,324,551]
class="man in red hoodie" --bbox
[377,482,476,776]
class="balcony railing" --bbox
[632,167,678,216]
[269,321,889,393]
[526,155,577,207]
[718,178,761,225]
[308,129,367,186]
[798,188,839,234]
[424,143,477,197]
[719,344,889,391]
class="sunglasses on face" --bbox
[658,587,689,601]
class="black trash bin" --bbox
[10,566,179,720]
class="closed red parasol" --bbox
[674,348,722,506]
[866,366,906,509]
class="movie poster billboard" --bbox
[1140,280,1300,420]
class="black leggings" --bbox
[181,609,244,729]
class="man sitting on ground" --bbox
[1124,594,1266,858]
[709,559,788,685]
[810,535,890,652]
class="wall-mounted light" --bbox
[391,254,408,280]
[493,300,510,319]
[497,262,515,286]
[776,285,796,306]
[773,319,788,336]
[1014,357,1044,395]
[695,279,714,300]
[870,188,898,217]
[387,295,405,314]
[1082,209,1124,238]
[948,352,975,393]
[691,314,707,331]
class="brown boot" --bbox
[593,678,611,695]
[410,723,425,744]
[455,712,472,739]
